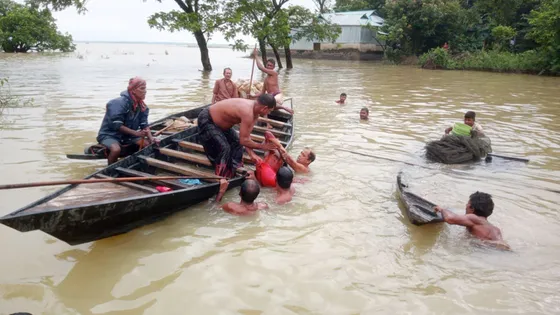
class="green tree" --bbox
[147,0,230,71]
[491,25,516,51]
[333,0,385,14]
[0,0,75,53]
[527,0,560,73]
[312,0,332,13]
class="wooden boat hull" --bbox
[396,172,443,225]
[0,108,294,245]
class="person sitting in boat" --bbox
[336,93,347,105]
[360,107,369,120]
[222,179,268,215]
[434,192,510,250]
[276,166,295,205]
[96,77,158,165]
[445,111,484,136]
[212,67,238,104]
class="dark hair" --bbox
[223,67,232,74]
[465,111,476,120]
[306,148,316,163]
[240,179,260,203]
[361,107,369,114]
[469,191,494,217]
[266,58,276,67]
[276,166,293,189]
[257,93,276,109]
[340,93,347,97]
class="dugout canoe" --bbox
[0,105,295,245]
[396,172,444,225]
[66,105,209,160]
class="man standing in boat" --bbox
[212,67,238,104]
[96,77,157,165]
[251,48,294,115]
[197,94,277,201]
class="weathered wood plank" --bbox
[115,167,191,190]
[159,148,213,167]
[94,174,158,194]
[138,156,222,182]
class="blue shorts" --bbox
[97,135,142,149]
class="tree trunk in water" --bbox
[258,38,267,63]
[272,45,283,69]
[284,46,293,69]
[193,30,212,71]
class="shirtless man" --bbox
[276,166,295,204]
[266,134,315,174]
[434,191,510,250]
[251,48,294,115]
[222,179,268,216]
[197,94,277,201]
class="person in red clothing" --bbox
[246,131,285,187]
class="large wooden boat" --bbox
[0,102,295,245]
[396,172,443,225]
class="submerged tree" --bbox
[0,0,75,53]
[312,0,332,13]
[148,0,231,71]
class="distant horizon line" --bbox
[73,40,233,47]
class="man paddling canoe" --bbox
[96,77,158,165]
[197,95,277,201]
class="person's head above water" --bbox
[360,107,369,120]
[276,166,293,189]
[467,191,494,217]
[240,179,261,203]
[464,111,476,127]
[339,93,347,102]
[297,147,316,166]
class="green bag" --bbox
[451,122,472,136]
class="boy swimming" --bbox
[445,111,484,136]
[434,192,510,249]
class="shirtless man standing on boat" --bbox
[251,48,294,115]
[197,94,277,201]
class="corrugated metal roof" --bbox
[319,10,384,27]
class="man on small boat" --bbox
[275,166,295,205]
[251,48,294,115]
[222,179,268,215]
[212,67,238,104]
[96,77,157,165]
[445,111,484,136]
[434,192,510,250]
[198,95,277,201]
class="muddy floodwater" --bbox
[1,43,559,315]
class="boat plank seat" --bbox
[115,167,191,190]
[258,117,291,128]
[252,125,291,137]
[159,148,213,167]
[138,155,222,182]
[176,141,256,164]
[94,174,159,194]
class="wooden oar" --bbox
[154,124,175,137]
[0,175,226,190]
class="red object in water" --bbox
[156,186,172,192]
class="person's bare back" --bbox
[276,186,295,205]
[222,202,268,216]
[208,98,256,130]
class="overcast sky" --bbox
[49,0,318,43]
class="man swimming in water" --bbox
[251,48,294,115]
[222,179,268,216]
[266,133,315,174]
[360,107,369,120]
[276,166,295,204]
[445,111,484,136]
[434,191,510,249]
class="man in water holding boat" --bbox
[434,192,510,250]
[97,77,157,165]
[275,166,295,204]
[212,67,238,104]
[251,48,294,115]
[198,94,277,201]
[222,179,268,215]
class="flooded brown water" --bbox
[1,43,559,315]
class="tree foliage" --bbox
[0,0,75,53]
[334,0,385,14]
[527,0,560,72]
[312,0,332,13]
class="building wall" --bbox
[289,26,384,51]
[336,26,362,43]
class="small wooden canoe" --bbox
[0,108,294,245]
[66,105,208,160]
[396,172,443,225]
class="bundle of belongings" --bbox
[235,79,264,99]
[162,116,197,132]
[425,122,492,164]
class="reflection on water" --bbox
[1,43,559,314]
